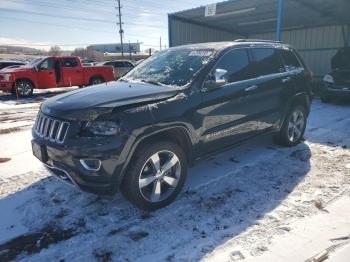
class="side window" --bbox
[253,48,284,76]
[62,58,78,68]
[115,61,124,67]
[280,49,303,71]
[210,49,253,83]
[105,62,114,66]
[124,62,133,67]
[39,58,55,70]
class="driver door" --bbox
[36,58,57,88]
[197,48,259,153]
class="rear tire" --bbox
[89,77,104,86]
[121,141,187,211]
[275,104,307,146]
[15,80,34,97]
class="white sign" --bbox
[205,3,216,17]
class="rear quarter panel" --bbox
[82,66,115,84]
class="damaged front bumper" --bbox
[32,132,131,195]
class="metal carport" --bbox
[168,0,350,78]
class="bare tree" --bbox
[48,45,62,56]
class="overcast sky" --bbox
[0,0,217,51]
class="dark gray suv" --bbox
[32,40,313,210]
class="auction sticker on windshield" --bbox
[189,50,212,56]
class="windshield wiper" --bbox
[139,79,162,86]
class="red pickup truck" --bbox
[0,56,115,97]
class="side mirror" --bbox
[204,68,228,90]
[214,68,228,85]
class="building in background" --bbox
[168,0,350,79]
[87,43,141,54]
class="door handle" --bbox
[282,76,292,83]
[245,85,258,92]
[48,72,53,75]
[76,70,81,73]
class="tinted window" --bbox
[280,49,302,71]
[62,58,78,67]
[115,61,124,67]
[124,62,134,67]
[211,49,253,83]
[253,48,284,76]
[104,62,114,66]
[39,58,55,70]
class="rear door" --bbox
[250,47,287,131]
[199,48,259,153]
[36,58,57,88]
[61,57,83,86]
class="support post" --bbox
[341,24,349,47]
[168,14,172,48]
[276,0,284,41]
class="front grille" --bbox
[34,113,70,144]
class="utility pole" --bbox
[159,36,162,50]
[116,0,124,57]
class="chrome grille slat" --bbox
[34,113,69,144]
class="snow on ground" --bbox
[0,89,349,262]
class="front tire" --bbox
[275,104,307,146]
[14,80,34,97]
[121,141,187,211]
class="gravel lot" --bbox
[0,89,349,262]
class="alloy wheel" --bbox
[138,150,181,203]
[16,82,32,96]
[287,109,305,142]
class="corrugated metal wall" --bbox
[170,17,349,78]
[250,25,349,78]
[169,18,242,47]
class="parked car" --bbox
[32,40,313,210]
[0,60,26,70]
[97,60,134,79]
[320,47,350,102]
[0,56,115,97]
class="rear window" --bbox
[253,48,284,76]
[280,49,303,71]
[62,58,78,67]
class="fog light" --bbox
[80,159,101,171]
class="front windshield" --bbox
[124,48,214,87]
[24,57,45,68]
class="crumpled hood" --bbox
[41,81,180,120]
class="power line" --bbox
[0,16,161,40]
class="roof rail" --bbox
[234,39,285,44]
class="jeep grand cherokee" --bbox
[32,40,313,210]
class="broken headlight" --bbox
[84,121,121,136]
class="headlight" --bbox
[323,74,334,83]
[85,121,121,136]
[0,74,11,82]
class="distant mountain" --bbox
[0,45,44,54]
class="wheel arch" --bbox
[116,125,194,190]
[12,78,36,90]
[281,92,311,128]
[89,74,105,84]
